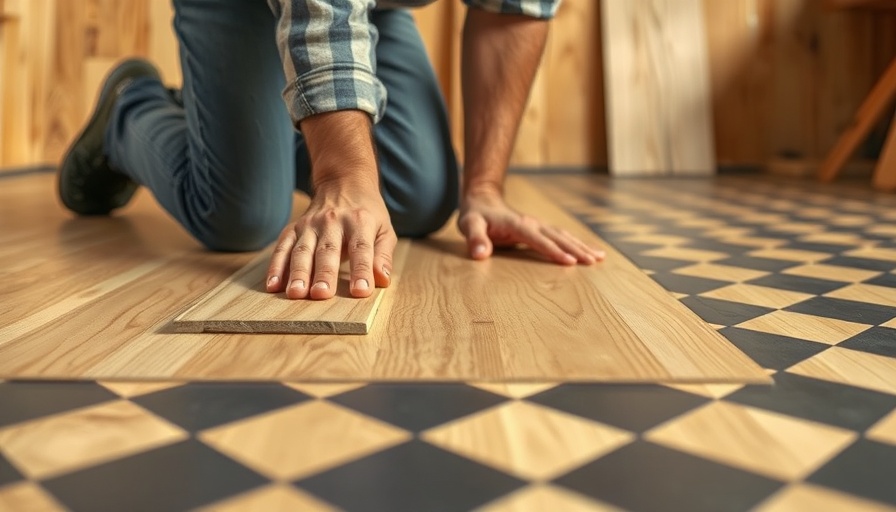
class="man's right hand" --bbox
[265,179,396,300]
[264,110,393,300]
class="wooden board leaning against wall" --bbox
[0,0,894,170]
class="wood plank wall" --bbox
[0,0,894,170]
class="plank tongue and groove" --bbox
[601,0,716,176]
[172,248,395,335]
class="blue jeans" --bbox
[105,0,459,251]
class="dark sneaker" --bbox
[58,59,160,215]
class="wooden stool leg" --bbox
[873,111,896,191]
[818,56,896,182]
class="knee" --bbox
[384,150,459,238]
[190,199,291,252]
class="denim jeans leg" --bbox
[105,0,294,251]
[294,9,460,238]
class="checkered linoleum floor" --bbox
[2,172,896,511]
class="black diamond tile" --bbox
[0,381,117,428]
[715,255,800,272]
[329,384,507,432]
[554,441,783,512]
[838,327,896,358]
[821,256,896,272]
[42,439,267,512]
[680,240,756,255]
[719,327,829,370]
[784,297,896,325]
[296,441,524,512]
[809,439,896,506]
[726,372,896,431]
[623,253,694,273]
[0,452,23,487]
[864,273,896,288]
[527,384,708,433]
[745,274,847,295]
[679,296,775,326]
[650,273,730,295]
[132,383,309,432]
[782,241,855,254]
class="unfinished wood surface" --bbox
[818,56,896,181]
[172,247,397,335]
[601,0,716,176]
[0,173,768,383]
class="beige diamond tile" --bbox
[703,227,752,238]
[865,225,896,237]
[672,263,769,283]
[797,232,869,245]
[283,383,366,398]
[747,248,830,263]
[468,382,558,399]
[883,317,896,329]
[719,236,788,249]
[0,400,186,479]
[788,347,896,396]
[0,482,66,512]
[765,222,826,234]
[663,383,744,399]
[98,381,185,398]
[478,485,621,512]
[197,484,337,512]
[755,483,896,512]
[736,311,871,345]
[599,223,655,235]
[619,234,690,246]
[825,284,896,308]
[674,218,728,229]
[641,247,728,263]
[830,215,874,227]
[422,401,633,481]
[868,409,896,447]
[844,247,896,262]
[645,402,856,481]
[794,207,833,219]
[783,264,881,283]
[701,284,813,309]
[199,401,410,481]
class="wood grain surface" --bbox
[601,0,716,176]
[172,245,405,334]
[0,173,769,383]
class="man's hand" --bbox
[458,184,604,265]
[265,110,393,300]
[266,181,396,300]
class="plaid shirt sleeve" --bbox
[269,0,387,127]
[268,0,560,128]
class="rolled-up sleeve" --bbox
[462,0,561,19]
[270,0,388,127]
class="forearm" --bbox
[299,110,379,193]
[461,8,549,197]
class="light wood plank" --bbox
[0,174,768,383]
[601,0,716,176]
[172,245,401,335]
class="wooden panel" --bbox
[172,246,403,335]
[601,0,716,176]
[0,173,768,384]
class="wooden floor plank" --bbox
[172,244,402,334]
[0,173,768,383]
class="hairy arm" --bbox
[458,7,604,264]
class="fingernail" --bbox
[473,245,487,258]
[383,267,391,278]
[596,250,607,260]
[290,279,305,291]
[313,281,329,291]
[563,254,577,265]
[267,276,279,288]
[354,278,369,291]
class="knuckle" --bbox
[351,260,373,274]
[316,240,340,254]
[292,242,314,256]
[314,267,339,280]
[350,238,372,253]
